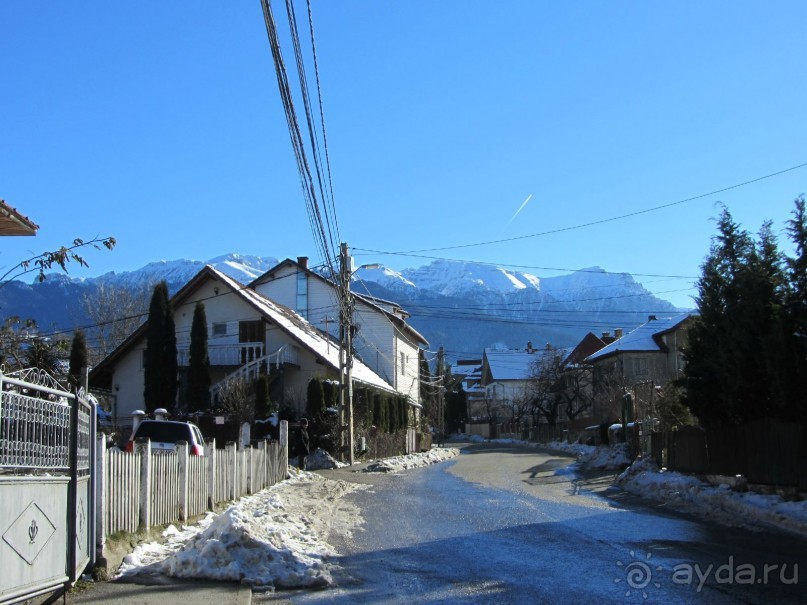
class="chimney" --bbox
[601,331,611,339]
[297,256,309,270]
[648,315,657,322]
[614,328,623,339]
[154,407,168,421]
[526,341,533,353]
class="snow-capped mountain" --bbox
[399,260,541,296]
[0,254,685,358]
[92,254,278,290]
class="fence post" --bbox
[207,438,216,511]
[226,442,237,501]
[246,445,253,495]
[279,420,288,479]
[95,433,107,563]
[137,438,151,532]
[177,441,189,521]
[259,440,268,489]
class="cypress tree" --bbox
[371,393,381,427]
[68,329,88,388]
[143,281,177,412]
[187,302,211,411]
[254,374,270,419]
[306,378,325,418]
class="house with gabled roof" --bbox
[584,314,693,386]
[89,265,397,425]
[480,342,569,420]
[248,257,429,411]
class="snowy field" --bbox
[115,448,460,589]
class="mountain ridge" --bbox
[0,253,688,358]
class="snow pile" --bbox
[305,448,344,471]
[543,440,596,457]
[364,447,460,473]
[581,442,632,470]
[617,458,807,538]
[117,472,363,589]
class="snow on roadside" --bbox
[116,469,364,589]
[617,457,807,539]
[363,447,460,473]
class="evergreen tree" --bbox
[389,397,398,432]
[143,281,177,412]
[306,378,325,418]
[785,196,807,419]
[322,380,336,411]
[186,302,211,411]
[68,329,88,387]
[254,374,270,419]
[683,203,804,427]
[371,393,381,427]
[380,395,389,432]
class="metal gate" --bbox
[0,368,96,604]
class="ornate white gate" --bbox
[0,368,95,604]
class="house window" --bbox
[296,271,308,319]
[212,322,227,337]
[400,352,406,374]
[239,320,266,343]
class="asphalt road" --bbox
[259,442,806,604]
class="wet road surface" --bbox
[259,443,806,604]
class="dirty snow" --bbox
[305,447,345,471]
[117,469,364,589]
[363,447,460,473]
[617,457,807,539]
[115,448,460,588]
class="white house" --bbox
[249,257,429,410]
[89,265,397,425]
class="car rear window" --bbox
[134,422,192,443]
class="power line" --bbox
[362,161,807,255]
[351,251,700,281]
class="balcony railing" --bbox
[208,345,300,401]
[177,342,265,367]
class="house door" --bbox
[238,320,266,364]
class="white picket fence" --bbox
[97,421,288,553]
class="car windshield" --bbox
[134,422,192,443]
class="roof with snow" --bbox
[90,266,397,396]
[250,258,429,346]
[586,314,693,362]
[451,361,482,378]
[483,346,564,382]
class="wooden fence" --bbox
[97,421,288,555]
[650,419,807,489]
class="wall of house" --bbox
[253,265,340,338]
[254,267,422,404]
[484,380,528,414]
[110,277,266,424]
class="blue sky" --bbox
[2,1,806,308]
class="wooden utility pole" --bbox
[338,243,355,464]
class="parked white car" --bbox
[125,420,205,456]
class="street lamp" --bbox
[338,242,380,465]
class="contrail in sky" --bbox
[506,193,533,227]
